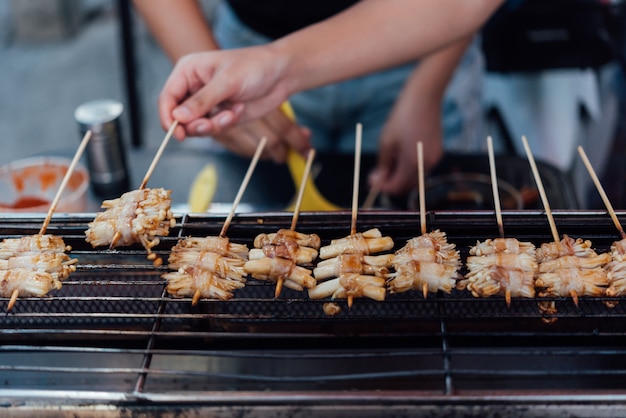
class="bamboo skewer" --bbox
[190,137,268,304]
[521,135,559,243]
[219,137,267,238]
[523,136,582,308]
[362,184,380,210]
[273,148,316,298]
[347,123,363,307]
[110,120,178,249]
[486,136,513,306]
[9,130,93,312]
[290,149,316,231]
[578,146,625,239]
[487,136,505,238]
[417,141,430,298]
[350,123,363,236]
[417,141,426,236]
[40,130,93,235]
[140,120,178,190]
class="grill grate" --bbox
[1,211,626,410]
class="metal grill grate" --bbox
[2,211,626,412]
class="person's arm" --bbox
[369,37,474,196]
[133,0,310,162]
[133,0,219,61]
[159,0,503,139]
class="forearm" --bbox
[404,36,474,105]
[133,0,219,62]
[273,0,502,95]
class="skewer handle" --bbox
[487,136,504,238]
[417,141,426,235]
[350,123,362,236]
[521,136,559,243]
[578,146,625,238]
[362,184,380,210]
[140,120,178,190]
[220,137,268,237]
[39,130,93,235]
[290,149,316,231]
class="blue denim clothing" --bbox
[212,1,484,154]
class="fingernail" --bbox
[196,121,210,135]
[217,112,232,127]
[173,106,191,120]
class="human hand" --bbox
[211,107,312,163]
[158,46,291,141]
[368,95,444,196]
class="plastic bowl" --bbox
[0,156,90,213]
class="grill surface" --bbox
[2,210,626,417]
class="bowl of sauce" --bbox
[0,156,89,213]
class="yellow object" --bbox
[188,163,218,212]
[281,102,341,211]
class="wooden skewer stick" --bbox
[416,141,429,298]
[39,130,93,235]
[274,148,317,298]
[487,137,512,306]
[521,136,559,243]
[350,123,363,236]
[578,146,626,239]
[7,289,20,313]
[347,123,363,308]
[219,137,267,238]
[417,141,426,236]
[139,120,178,190]
[290,149,316,231]
[9,130,94,312]
[487,136,505,238]
[111,121,178,248]
[362,183,380,210]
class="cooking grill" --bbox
[2,210,626,417]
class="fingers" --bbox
[265,109,312,156]
[369,140,417,196]
[211,117,288,163]
[158,53,240,139]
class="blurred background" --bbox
[0,0,625,211]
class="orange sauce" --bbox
[0,196,49,209]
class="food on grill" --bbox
[323,302,342,316]
[319,228,393,259]
[458,237,537,307]
[1,269,63,303]
[0,234,77,311]
[245,257,316,292]
[171,236,249,260]
[535,235,610,319]
[314,253,394,281]
[308,274,387,302]
[164,235,249,303]
[250,229,320,264]
[606,238,626,298]
[387,230,460,297]
[0,234,70,259]
[245,229,320,297]
[85,188,176,266]
[309,228,394,307]
[0,253,77,278]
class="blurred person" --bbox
[481,0,626,207]
[134,0,493,197]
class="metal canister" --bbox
[74,99,130,199]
